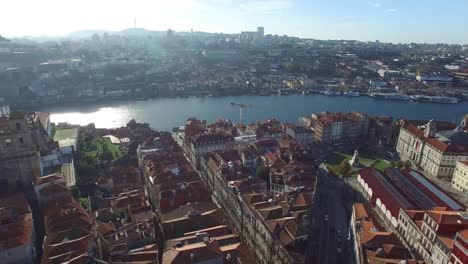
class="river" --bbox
[37,95,468,131]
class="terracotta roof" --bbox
[97,222,116,236]
[403,123,425,139]
[264,151,287,167]
[162,241,223,264]
[42,233,94,263]
[426,210,468,225]
[404,210,425,222]
[0,219,33,249]
[354,203,369,220]
[457,229,468,241]
[221,242,256,264]
[161,202,218,222]
[360,231,400,246]
[39,181,70,196]
[36,172,65,185]
[358,167,418,217]
[184,225,231,237]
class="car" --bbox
[324,214,329,221]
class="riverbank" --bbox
[31,94,468,131]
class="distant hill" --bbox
[68,28,167,39]
[0,35,10,42]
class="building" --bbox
[35,173,98,264]
[416,74,453,84]
[255,119,284,140]
[163,225,255,264]
[350,203,416,264]
[0,105,10,117]
[0,116,42,189]
[417,209,468,264]
[240,27,264,42]
[357,167,419,228]
[397,209,425,259]
[199,146,317,263]
[0,193,35,264]
[269,161,316,195]
[451,229,468,264]
[183,118,237,165]
[0,111,58,190]
[368,116,394,145]
[284,124,314,145]
[310,112,368,145]
[396,119,468,179]
[452,161,468,194]
[358,166,465,229]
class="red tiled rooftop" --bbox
[162,240,223,264]
[36,172,65,185]
[426,210,468,225]
[358,167,418,217]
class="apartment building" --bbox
[451,161,468,194]
[396,120,468,179]
[310,112,368,145]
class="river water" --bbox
[39,95,468,130]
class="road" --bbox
[306,163,357,264]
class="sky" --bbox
[1,0,468,44]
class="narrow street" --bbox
[306,164,357,263]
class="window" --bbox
[16,122,21,131]
[19,137,24,144]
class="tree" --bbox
[389,161,396,168]
[395,161,404,170]
[405,160,412,168]
[336,159,351,177]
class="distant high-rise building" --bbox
[257,27,264,38]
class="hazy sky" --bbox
[1,0,468,44]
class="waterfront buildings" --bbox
[451,161,468,194]
[183,118,237,165]
[396,119,468,179]
[307,111,369,145]
[284,123,314,145]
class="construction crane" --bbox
[230,102,251,126]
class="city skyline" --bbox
[2,0,468,44]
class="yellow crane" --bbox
[230,102,251,126]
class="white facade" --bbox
[0,105,10,117]
[331,121,343,142]
[396,127,468,178]
[397,209,423,257]
[451,161,468,194]
[431,243,451,264]
[357,174,398,228]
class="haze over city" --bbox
[2,0,468,43]
[1,1,468,264]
